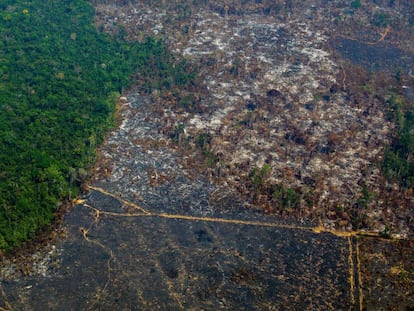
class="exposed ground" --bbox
[1,92,412,310]
[93,0,414,237]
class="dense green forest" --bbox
[382,95,414,189]
[0,0,194,251]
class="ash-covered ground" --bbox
[94,0,414,236]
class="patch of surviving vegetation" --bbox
[0,0,196,251]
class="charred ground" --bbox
[92,0,414,237]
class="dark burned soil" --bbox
[1,197,352,310]
[333,37,414,74]
[0,92,412,310]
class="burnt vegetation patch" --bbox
[91,0,414,237]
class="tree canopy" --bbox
[0,0,194,250]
